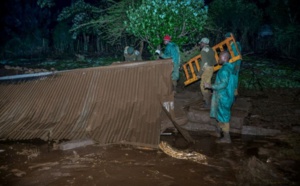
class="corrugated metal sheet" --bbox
[0,59,174,148]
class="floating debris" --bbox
[159,141,206,164]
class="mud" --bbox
[1,88,300,186]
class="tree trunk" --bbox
[96,36,100,53]
[77,39,80,53]
[241,29,249,51]
[139,40,144,56]
[83,33,89,53]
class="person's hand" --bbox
[204,82,211,89]
[155,49,160,55]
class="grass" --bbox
[2,55,300,90]
[239,56,300,89]
[0,57,121,71]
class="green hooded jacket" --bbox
[161,42,180,81]
[210,62,235,123]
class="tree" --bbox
[53,22,73,53]
[57,0,104,53]
[37,0,55,8]
[38,0,141,55]
[125,0,208,55]
[97,0,142,46]
[266,0,300,57]
[3,0,52,57]
[209,0,263,51]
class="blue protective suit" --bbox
[210,62,235,123]
[161,42,180,81]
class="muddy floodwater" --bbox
[1,88,300,186]
[0,132,299,186]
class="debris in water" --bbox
[159,141,206,164]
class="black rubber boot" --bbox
[206,99,211,108]
[210,121,222,137]
[214,125,222,138]
[216,132,231,143]
[200,100,211,109]
[172,80,177,93]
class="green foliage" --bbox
[37,0,55,8]
[57,0,103,39]
[266,0,300,27]
[125,0,208,54]
[209,0,263,50]
[239,57,300,89]
[37,57,119,70]
[0,57,120,71]
[273,24,300,57]
[180,46,200,64]
[266,0,300,58]
[53,22,73,52]
[4,29,47,57]
[97,0,143,45]
[4,38,23,56]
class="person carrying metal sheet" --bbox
[198,37,217,108]
[155,35,180,92]
[124,46,142,62]
[204,51,235,143]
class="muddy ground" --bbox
[1,88,300,186]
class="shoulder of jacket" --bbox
[169,42,177,47]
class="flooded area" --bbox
[0,84,299,185]
[0,131,299,186]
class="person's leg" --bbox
[216,122,231,143]
[209,119,222,137]
[172,64,180,92]
[214,122,222,137]
[200,78,205,100]
[200,67,213,108]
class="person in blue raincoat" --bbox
[155,35,180,92]
[204,51,235,143]
[225,33,242,96]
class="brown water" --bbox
[1,88,300,185]
[1,132,298,186]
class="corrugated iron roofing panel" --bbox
[0,59,174,148]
